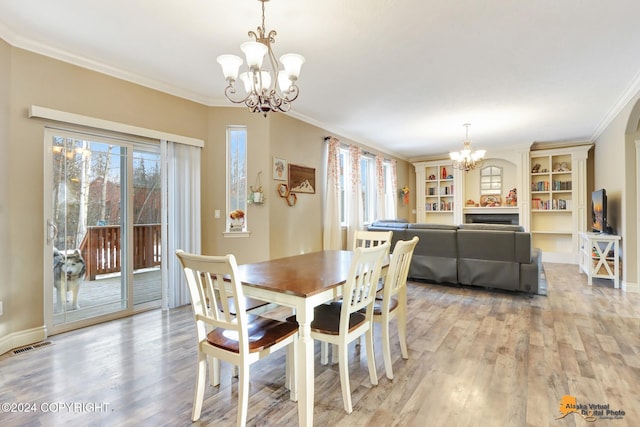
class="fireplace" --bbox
[465,213,519,225]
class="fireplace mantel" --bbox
[463,207,519,214]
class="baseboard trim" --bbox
[541,251,577,264]
[0,326,47,356]
[622,280,639,293]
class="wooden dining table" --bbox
[236,250,356,427]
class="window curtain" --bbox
[161,140,202,309]
[323,137,342,250]
[346,145,363,249]
[375,155,386,220]
[390,159,398,219]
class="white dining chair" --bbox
[321,229,393,364]
[371,236,418,379]
[288,242,389,413]
[353,229,393,251]
[176,250,298,427]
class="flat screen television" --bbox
[591,188,607,233]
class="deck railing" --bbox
[79,224,161,280]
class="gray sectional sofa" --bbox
[368,220,543,295]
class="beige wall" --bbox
[269,114,325,258]
[0,40,11,340]
[3,46,207,345]
[202,107,271,264]
[593,94,640,289]
[1,44,413,352]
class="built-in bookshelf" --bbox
[529,145,591,263]
[413,160,462,225]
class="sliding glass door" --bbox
[44,129,162,333]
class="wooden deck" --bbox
[53,268,161,324]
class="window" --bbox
[339,149,346,224]
[338,147,394,225]
[227,126,247,231]
[383,161,395,219]
[480,166,502,195]
[361,156,375,223]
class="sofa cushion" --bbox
[458,259,520,290]
[369,221,409,230]
[456,229,518,262]
[410,255,458,283]
[405,226,458,283]
[408,223,459,230]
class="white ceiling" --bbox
[2,0,640,160]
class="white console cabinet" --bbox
[579,232,621,288]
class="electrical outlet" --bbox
[214,209,221,219]
[0,300,3,316]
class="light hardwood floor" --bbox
[1,263,638,426]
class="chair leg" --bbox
[398,307,409,360]
[365,329,378,386]
[192,352,207,421]
[331,344,338,364]
[337,343,353,414]
[209,356,221,387]
[237,362,250,427]
[320,341,329,365]
[381,317,394,380]
[287,341,298,401]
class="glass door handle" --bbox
[47,219,57,245]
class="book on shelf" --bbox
[531,181,549,191]
[551,180,572,191]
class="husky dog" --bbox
[53,247,86,311]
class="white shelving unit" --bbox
[579,232,621,288]
[413,160,462,225]
[529,145,591,263]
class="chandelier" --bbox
[449,123,486,171]
[216,0,305,116]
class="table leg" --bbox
[296,303,314,427]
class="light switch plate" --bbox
[0,300,3,316]
[214,209,221,219]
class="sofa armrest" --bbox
[520,248,542,294]
[515,232,532,263]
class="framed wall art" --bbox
[288,164,315,194]
[273,157,287,181]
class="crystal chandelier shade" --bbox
[449,123,486,172]
[216,0,305,116]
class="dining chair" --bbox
[288,242,389,414]
[353,229,393,250]
[370,236,419,380]
[176,250,298,427]
[321,229,394,364]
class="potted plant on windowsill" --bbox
[229,209,245,231]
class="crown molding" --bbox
[591,68,640,141]
[0,24,214,107]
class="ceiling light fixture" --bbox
[216,0,305,116]
[449,123,486,172]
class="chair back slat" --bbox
[176,250,249,353]
[353,230,393,251]
[382,236,419,304]
[341,242,389,333]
